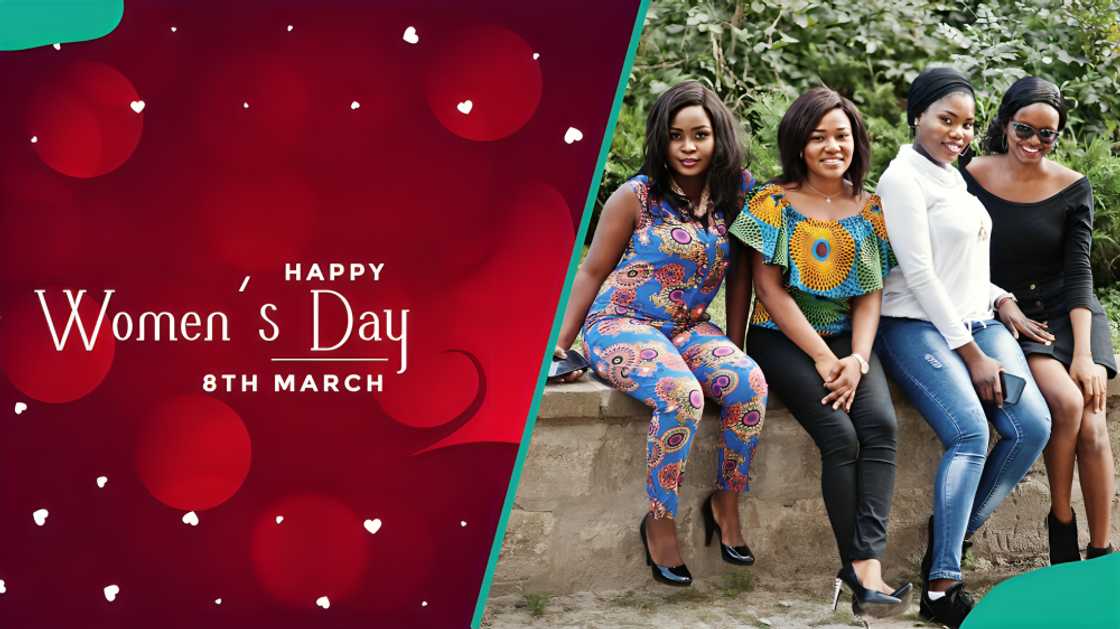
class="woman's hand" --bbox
[820,356,862,411]
[997,299,1055,344]
[965,352,1004,407]
[1070,355,1106,413]
[549,346,586,384]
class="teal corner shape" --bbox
[0,0,123,51]
[469,2,651,626]
[963,554,1120,628]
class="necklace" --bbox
[803,179,845,204]
[670,178,711,218]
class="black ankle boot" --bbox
[1047,510,1081,564]
[1086,544,1113,560]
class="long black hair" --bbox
[983,76,1067,154]
[642,80,744,222]
[774,87,871,194]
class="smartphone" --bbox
[1000,371,1026,406]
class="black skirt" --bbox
[1017,286,1117,379]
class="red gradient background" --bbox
[0,1,639,626]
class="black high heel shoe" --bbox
[832,564,904,617]
[701,493,754,565]
[639,514,692,587]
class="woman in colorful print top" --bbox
[554,81,767,587]
[728,87,910,617]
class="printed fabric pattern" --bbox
[730,183,896,335]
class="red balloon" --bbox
[27,61,144,178]
[0,290,116,403]
[136,394,252,510]
[250,494,369,606]
[425,25,542,141]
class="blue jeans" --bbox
[876,318,1050,581]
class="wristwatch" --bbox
[849,352,870,375]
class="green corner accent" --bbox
[468,2,650,626]
[963,554,1120,628]
[0,0,123,51]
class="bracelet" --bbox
[994,292,1017,310]
[849,352,870,375]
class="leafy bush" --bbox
[598,0,1120,285]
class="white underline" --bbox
[270,358,388,362]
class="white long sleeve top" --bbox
[877,144,1006,349]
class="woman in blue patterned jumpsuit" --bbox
[553,81,767,586]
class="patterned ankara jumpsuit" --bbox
[581,172,768,520]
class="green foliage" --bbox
[599,0,1120,284]
[522,592,551,617]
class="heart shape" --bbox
[29,136,37,144]
[533,52,540,60]
[14,402,27,415]
[316,595,331,609]
[363,518,382,534]
[350,101,361,110]
[456,100,473,115]
[130,100,145,114]
[104,584,119,602]
[460,520,467,527]
[275,515,284,524]
[0,579,6,594]
[96,476,108,489]
[170,26,177,33]
[421,601,429,607]
[182,511,199,526]
[402,26,419,44]
[52,43,61,51]
[287,25,293,32]
[214,598,222,605]
[564,127,583,144]
[32,508,48,526]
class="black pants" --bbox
[749,327,898,563]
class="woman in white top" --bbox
[873,67,1051,629]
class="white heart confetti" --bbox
[350,100,361,110]
[533,52,540,60]
[130,100,145,114]
[316,595,331,609]
[402,26,419,45]
[170,26,177,33]
[182,511,199,526]
[214,598,222,605]
[52,43,61,51]
[0,579,6,594]
[96,476,108,489]
[275,515,284,524]
[460,520,467,527]
[104,584,119,602]
[287,25,294,32]
[29,136,37,144]
[421,600,428,607]
[243,101,250,109]
[14,402,27,415]
[32,508,48,526]
[456,100,473,115]
[564,127,583,144]
[363,518,382,534]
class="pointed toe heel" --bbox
[837,564,905,618]
[701,493,755,566]
[639,515,692,587]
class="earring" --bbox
[799,151,803,160]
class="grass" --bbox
[608,590,658,612]
[718,571,755,598]
[807,609,863,627]
[522,592,551,618]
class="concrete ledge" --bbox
[494,372,1120,596]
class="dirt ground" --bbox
[480,567,1026,629]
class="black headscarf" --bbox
[983,77,1066,153]
[907,66,974,128]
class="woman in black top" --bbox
[964,77,1115,563]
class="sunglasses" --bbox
[1010,121,1060,144]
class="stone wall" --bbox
[492,375,1120,596]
